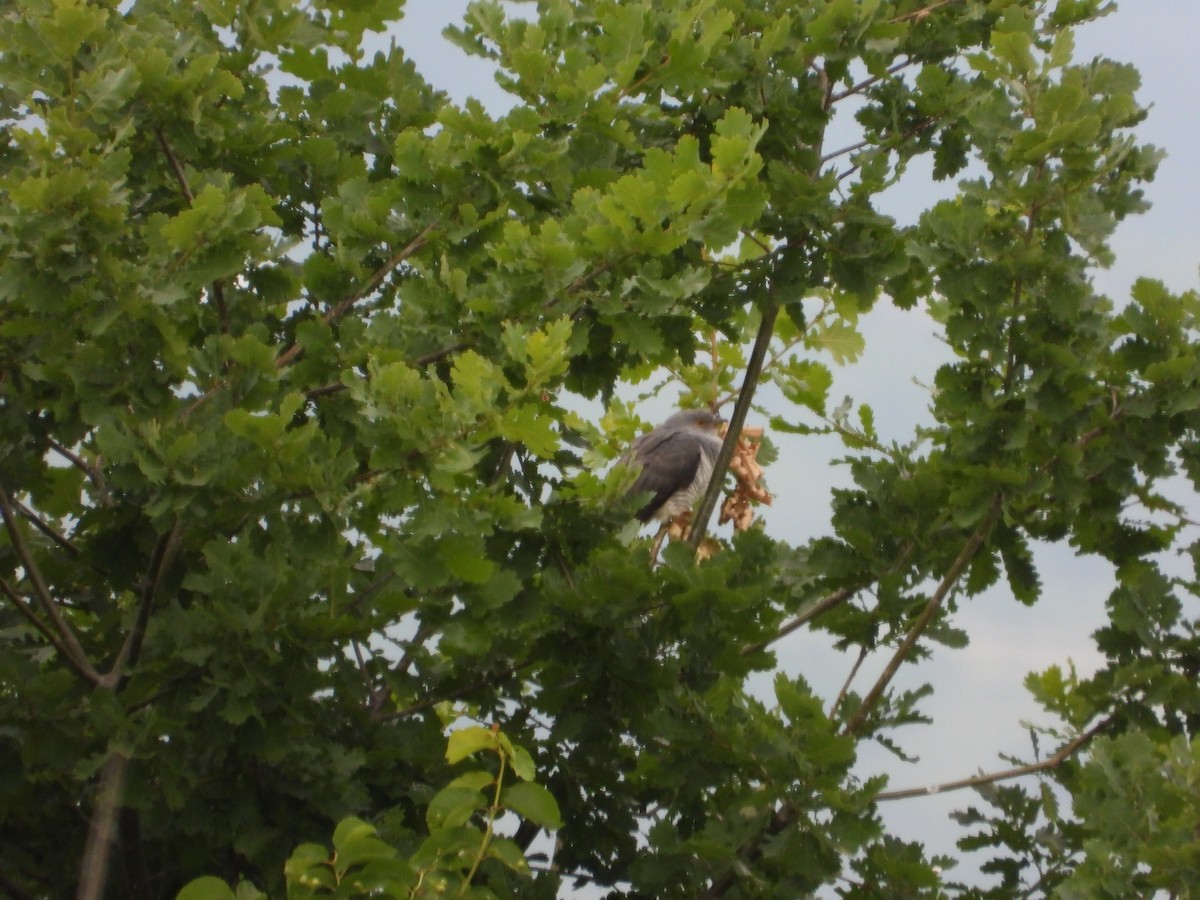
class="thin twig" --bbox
[830,644,869,720]
[154,127,194,203]
[276,222,438,368]
[828,58,916,104]
[108,520,184,686]
[15,500,80,556]
[155,126,229,331]
[889,0,961,23]
[415,342,469,367]
[876,717,1112,801]
[741,586,855,656]
[305,382,347,399]
[843,494,1002,736]
[821,137,873,164]
[47,438,111,506]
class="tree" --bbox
[1,0,1198,896]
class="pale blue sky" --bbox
[388,2,1200,892]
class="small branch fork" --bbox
[0,485,101,686]
[705,498,1003,898]
[0,482,183,899]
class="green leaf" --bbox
[176,876,237,900]
[426,785,486,831]
[446,726,500,764]
[487,837,530,874]
[501,782,563,830]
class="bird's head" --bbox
[664,408,725,433]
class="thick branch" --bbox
[689,302,780,550]
[843,494,1002,735]
[876,717,1112,801]
[76,750,129,900]
[0,486,101,685]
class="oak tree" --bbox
[1,0,1197,897]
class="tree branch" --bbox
[689,301,779,551]
[741,586,855,656]
[276,222,438,368]
[889,0,962,23]
[154,127,229,332]
[14,499,80,557]
[831,644,869,720]
[47,438,111,507]
[843,494,1002,736]
[76,749,129,900]
[0,576,99,685]
[828,58,916,104]
[876,717,1112,801]
[107,520,184,686]
[0,486,101,685]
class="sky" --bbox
[387,1,1200,892]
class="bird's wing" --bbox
[626,431,703,522]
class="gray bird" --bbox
[624,408,725,522]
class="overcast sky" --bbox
[389,2,1200,891]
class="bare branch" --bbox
[876,717,1112,801]
[831,644,869,720]
[828,58,916,104]
[741,586,855,656]
[844,494,1002,735]
[14,500,79,557]
[689,302,780,551]
[889,0,962,23]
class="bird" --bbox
[623,408,726,523]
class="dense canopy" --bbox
[1,0,1198,897]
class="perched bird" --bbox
[624,408,726,523]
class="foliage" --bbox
[175,727,560,899]
[0,0,1197,897]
